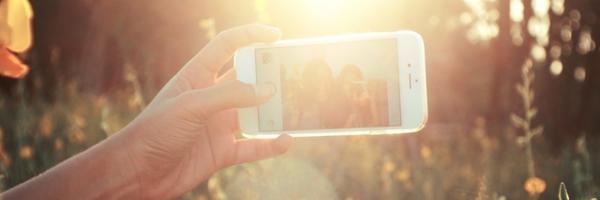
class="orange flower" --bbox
[39,112,54,138]
[19,145,33,160]
[395,168,411,183]
[383,160,395,173]
[0,47,28,78]
[0,0,33,79]
[54,138,64,151]
[0,0,33,52]
[524,176,546,197]
[69,128,87,144]
[420,145,433,165]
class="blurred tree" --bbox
[0,0,598,199]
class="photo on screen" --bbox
[256,39,401,131]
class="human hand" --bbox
[117,24,293,199]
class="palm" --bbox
[123,24,291,199]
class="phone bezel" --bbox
[235,31,427,138]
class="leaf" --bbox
[528,90,535,103]
[510,114,526,128]
[558,182,569,200]
[531,126,544,137]
[516,136,527,146]
[516,84,527,97]
[527,72,535,83]
[527,108,538,119]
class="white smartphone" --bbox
[235,31,427,138]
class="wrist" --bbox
[2,129,143,199]
[113,123,171,199]
[102,127,145,199]
[66,129,144,199]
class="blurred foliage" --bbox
[0,0,599,199]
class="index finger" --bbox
[184,24,281,83]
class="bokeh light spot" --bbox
[550,60,563,76]
[550,45,561,59]
[528,16,550,46]
[510,0,524,22]
[511,24,524,46]
[531,44,546,62]
[460,12,474,25]
[551,0,565,15]
[532,0,550,17]
[574,67,586,82]
[577,29,596,55]
[560,25,572,42]
[463,0,500,42]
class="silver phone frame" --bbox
[235,31,428,138]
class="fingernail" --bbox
[263,26,282,40]
[255,82,276,98]
[264,26,281,34]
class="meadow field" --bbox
[0,0,598,199]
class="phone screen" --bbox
[255,38,401,131]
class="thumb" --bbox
[174,80,276,121]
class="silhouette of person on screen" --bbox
[288,58,335,129]
[337,64,380,127]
